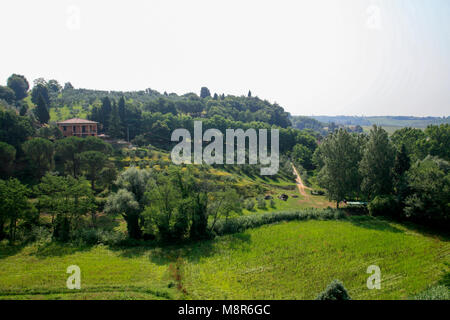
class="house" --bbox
[57,118,99,137]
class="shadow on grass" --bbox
[148,232,252,266]
[33,241,93,258]
[0,242,27,260]
[348,216,404,233]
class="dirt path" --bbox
[292,164,310,197]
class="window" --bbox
[82,125,86,133]
[73,126,76,133]
[63,126,66,131]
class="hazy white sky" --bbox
[0,0,449,116]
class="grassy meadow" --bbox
[0,216,448,300]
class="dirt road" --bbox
[292,164,310,197]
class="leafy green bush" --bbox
[256,197,266,209]
[316,280,351,300]
[72,228,126,246]
[368,195,399,218]
[212,208,342,236]
[413,285,450,300]
[245,199,255,211]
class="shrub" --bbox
[270,199,276,208]
[72,228,126,246]
[316,280,351,300]
[245,199,255,211]
[256,197,266,209]
[413,285,450,300]
[368,195,399,218]
[212,208,342,236]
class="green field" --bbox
[0,217,448,300]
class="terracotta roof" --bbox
[57,118,98,124]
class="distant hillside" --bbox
[308,115,449,128]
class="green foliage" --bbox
[22,138,54,178]
[256,196,267,209]
[105,167,152,239]
[212,208,340,235]
[418,124,450,161]
[79,151,107,189]
[368,195,399,218]
[316,280,351,300]
[391,127,426,161]
[360,125,395,199]
[7,74,29,100]
[200,87,211,99]
[315,129,363,207]
[36,174,95,241]
[33,93,50,124]
[413,285,449,300]
[403,156,449,226]
[245,198,255,211]
[0,108,34,150]
[0,142,16,178]
[0,178,33,242]
[0,86,16,103]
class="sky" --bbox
[0,0,449,117]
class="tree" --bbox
[391,127,426,161]
[34,93,50,124]
[315,129,362,208]
[292,144,314,170]
[0,179,33,242]
[0,142,16,178]
[55,136,85,177]
[36,174,94,240]
[105,167,152,239]
[316,280,351,300]
[56,136,110,177]
[393,144,411,200]
[7,74,29,100]
[404,156,449,226]
[63,82,74,90]
[418,124,450,161]
[47,79,62,94]
[108,104,123,138]
[200,87,211,99]
[0,86,16,103]
[79,151,107,190]
[248,90,252,97]
[31,82,50,107]
[22,138,54,178]
[359,125,395,200]
[0,109,34,150]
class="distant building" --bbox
[57,118,98,137]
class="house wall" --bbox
[58,123,98,137]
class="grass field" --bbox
[0,216,448,300]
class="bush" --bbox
[270,199,276,208]
[256,197,266,209]
[413,285,450,300]
[212,208,342,236]
[72,228,126,246]
[368,195,399,218]
[316,280,351,300]
[245,199,255,211]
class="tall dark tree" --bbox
[7,74,29,100]
[248,90,252,97]
[31,82,50,106]
[100,97,112,131]
[34,93,50,124]
[200,87,211,98]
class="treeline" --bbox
[314,124,450,228]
